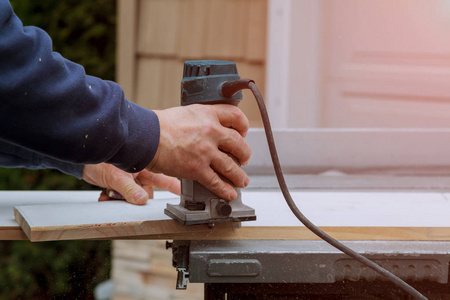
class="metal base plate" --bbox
[165,200,256,226]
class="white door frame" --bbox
[262,0,450,174]
[266,0,323,128]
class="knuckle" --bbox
[206,173,223,192]
[196,140,210,155]
[230,106,242,119]
[219,156,246,186]
[229,133,251,161]
[223,158,236,175]
[231,131,243,148]
[232,107,249,126]
[195,104,214,117]
[202,120,219,136]
[196,143,216,164]
[232,106,246,122]
[221,130,240,151]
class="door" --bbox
[323,0,450,127]
[267,0,450,128]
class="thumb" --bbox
[112,175,149,205]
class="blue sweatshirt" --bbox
[0,1,160,178]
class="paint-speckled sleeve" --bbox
[0,0,159,173]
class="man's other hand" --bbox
[82,163,180,205]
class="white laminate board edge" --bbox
[15,199,177,227]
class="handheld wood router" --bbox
[164,60,257,226]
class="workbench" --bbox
[4,183,450,299]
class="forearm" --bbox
[0,0,159,172]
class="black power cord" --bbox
[221,79,428,300]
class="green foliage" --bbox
[0,240,111,300]
[0,168,91,191]
[1,1,118,299]
[11,0,117,80]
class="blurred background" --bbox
[116,0,267,128]
[1,1,115,299]
[3,0,450,299]
[117,0,450,130]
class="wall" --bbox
[117,0,267,127]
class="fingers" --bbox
[136,171,181,196]
[213,105,251,166]
[85,163,180,205]
[210,152,249,188]
[213,105,250,137]
[198,169,238,201]
[196,152,249,201]
[150,173,181,195]
[218,128,252,166]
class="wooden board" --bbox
[11,190,450,242]
[15,199,238,242]
[0,191,97,240]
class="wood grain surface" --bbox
[14,199,239,242]
[9,190,450,242]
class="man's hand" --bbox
[82,163,180,205]
[149,104,251,201]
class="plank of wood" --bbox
[0,191,100,240]
[12,190,450,242]
[15,198,238,242]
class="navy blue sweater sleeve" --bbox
[0,1,160,173]
[0,139,84,178]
